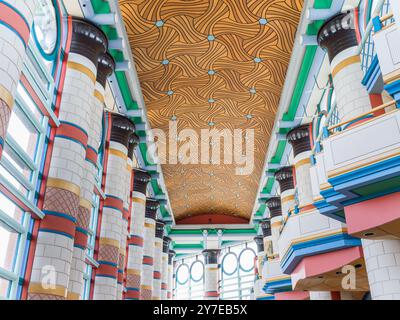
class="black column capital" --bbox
[202,249,220,264]
[163,236,172,253]
[155,220,165,239]
[108,112,136,148]
[260,218,272,237]
[317,12,358,62]
[145,198,160,220]
[254,236,264,253]
[274,166,294,193]
[96,52,115,88]
[128,132,140,161]
[265,197,282,219]
[132,168,151,194]
[168,250,176,264]
[287,123,312,158]
[69,17,108,66]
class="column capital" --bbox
[317,12,357,62]
[274,166,294,192]
[108,112,136,148]
[96,52,115,88]
[128,132,140,160]
[155,220,165,239]
[254,236,264,253]
[168,250,176,264]
[202,249,221,264]
[265,197,282,218]
[132,168,151,194]
[69,17,108,65]
[145,198,160,220]
[287,123,312,158]
[163,236,172,253]
[259,218,272,237]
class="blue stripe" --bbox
[38,229,74,239]
[74,244,86,250]
[98,261,118,267]
[54,134,86,150]
[96,274,117,280]
[43,210,77,223]
[0,136,4,147]
[126,287,140,292]
[76,226,89,235]
[103,205,123,212]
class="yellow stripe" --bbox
[281,194,295,204]
[141,285,152,290]
[145,222,155,228]
[28,283,67,298]
[332,55,360,78]
[94,89,105,103]
[79,198,92,211]
[67,61,96,83]
[155,242,162,248]
[99,237,120,247]
[126,163,132,171]
[46,178,80,197]
[383,68,400,84]
[109,148,128,161]
[132,197,146,205]
[320,182,331,191]
[66,291,81,300]
[126,269,141,275]
[207,267,219,271]
[0,84,13,110]
[271,221,282,228]
[295,157,311,169]
[266,275,291,282]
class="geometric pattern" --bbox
[43,186,80,220]
[0,99,11,154]
[126,274,141,289]
[98,244,120,264]
[77,206,90,230]
[27,293,65,300]
[120,0,303,221]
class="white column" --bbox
[152,220,164,300]
[202,249,220,300]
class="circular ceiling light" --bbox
[207,35,215,41]
[155,20,164,27]
[259,18,268,25]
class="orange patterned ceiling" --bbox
[120,0,303,222]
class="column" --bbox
[253,236,265,300]
[167,250,176,300]
[309,291,333,300]
[125,169,151,300]
[0,0,37,158]
[67,53,115,300]
[260,218,273,258]
[140,199,159,300]
[161,236,171,300]
[93,113,135,300]
[317,12,371,123]
[152,220,165,300]
[202,249,220,300]
[274,167,295,219]
[28,18,107,300]
[265,198,283,256]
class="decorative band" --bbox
[79,198,92,211]
[144,222,155,229]
[99,237,120,248]
[0,84,13,110]
[109,148,128,161]
[332,55,360,78]
[55,121,88,150]
[132,197,146,205]
[123,208,130,221]
[128,235,144,247]
[153,271,161,279]
[74,228,88,249]
[28,283,67,298]
[85,145,98,166]
[143,256,154,266]
[140,285,152,291]
[126,269,141,276]
[161,283,167,290]
[281,194,295,204]
[66,291,81,300]
[96,263,118,279]
[295,157,311,169]
[104,195,124,212]
[94,89,105,103]
[66,61,96,83]
[125,289,140,299]
[271,221,282,228]
[205,291,219,297]
[46,178,81,197]
[40,212,76,239]
[0,2,30,46]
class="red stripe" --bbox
[143,256,154,265]
[127,235,144,247]
[161,283,167,290]
[74,229,88,249]
[39,215,76,238]
[0,3,30,45]
[123,208,129,221]
[85,147,98,164]
[96,263,118,278]
[118,272,123,283]
[205,291,219,297]
[56,122,88,148]
[125,290,140,299]
[104,196,124,212]
[153,271,161,279]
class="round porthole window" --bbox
[222,252,238,276]
[190,260,204,282]
[176,263,190,285]
[239,248,256,272]
[34,0,58,56]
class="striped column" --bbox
[0,0,37,158]
[28,18,107,300]
[93,113,135,300]
[274,167,295,219]
[67,53,115,300]
[167,250,176,299]
[152,220,165,300]
[265,198,283,256]
[140,199,159,300]
[125,169,151,300]
[318,12,371,123]
[161,236,171,300]
[202,249,220,300]
[260,218,273,259]
[117,134,139,300]
[253,236,265,300]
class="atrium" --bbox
[0,0,399,301]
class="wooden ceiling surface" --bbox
[120,0,303,221]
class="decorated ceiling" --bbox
[120,0,303,222]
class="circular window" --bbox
[34,0,58,56]
[176,264,190,285]
[239,248,256,272]
[222,252,238,276]
[190,260,204,282]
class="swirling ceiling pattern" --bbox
[120,0,303,222]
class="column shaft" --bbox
[152,220,164,300]
[203,249,220,300]
[167,250,176,299]
[161,237,171,300]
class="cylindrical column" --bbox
[260,218,273,259]
[265,197,283,256]
[93,113,135,300]
[287,123,314,211]
[202,249,221,300]
[0,1,37,159]
[275,167,295,219]
[254,236,264,274]
[152,220,165,300]
[309,291,333,300]
[318,12,371,123]
[125,169,151,299]
[161,236,171,300]
[28,18,107,300]
[362,239,400,300]
[167,250,176,300]
[140,199,159,300]
[67,53,114,300]
[253,236,265,300]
